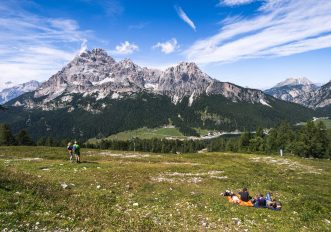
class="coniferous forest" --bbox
[0,93,318,141]
[1,120,330,159]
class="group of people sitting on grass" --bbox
[222,188,282,210]
[66,141,81,163]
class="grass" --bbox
[297,118,331,129]
[87,127,214,144]
[0,146,330,231]
[315,119,331,129]
[88,127,186,143]
[194,128,209,136]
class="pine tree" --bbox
[0,105,7,111]
[238,130,251,151]
[266,128,278,153]
[37,137,47,146]
[249,136,265,152]
[0,124,16,146]
[45,137,54,147]
[15,129,34,146]
[293,121,329,158]
[279,122,294,151]
[312,121,328,158]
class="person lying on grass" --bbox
[222,190,282,210]
[252,194,266,208]
[266,192,282,210]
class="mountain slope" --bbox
[15,48,269,110]
[273,77,315,88]
[1,91,315,141]
[1,49,317,140]
[264,77,318,107]
[0,80,40,104]
[265,78,331,109]
[307,81,331,108]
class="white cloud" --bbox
[220,0,256,6]
[49,19,79,31]
[153,38,179,54]
[111,41,139,55]
[185,0,331,64]
[175,6,196,31]
[0,1,91,84]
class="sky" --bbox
[0,0,331,89]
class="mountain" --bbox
[18,48,269,110]
[273,77,314,88]
[308,81,331,108]
[1,49,316,141]
[264,77,327,108]
[0,80,40,104]
[0,81,16,91]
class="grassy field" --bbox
[88,127,186,143]
[315,119,331,129]
[0,146,330,231]
[87,127,213,143]
[297,118,331,129]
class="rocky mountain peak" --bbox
[168,62,200,73]
[0,80,40,104]
[264,77,330,108]
[307,80,331,108]
[90,48,108,55]
[118,58,137,69]
[163,61,212,83]
[77,48,115,64]
[0,81,16,91]
[274,77,314,88]
[16,48,273,109]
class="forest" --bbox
[1,120,330,159]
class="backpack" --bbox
[74,144,80,154]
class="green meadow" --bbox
[0,146,330,231]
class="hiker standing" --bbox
[67,142,73,162]
[73,141,81,163]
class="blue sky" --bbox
[0,0,330,89]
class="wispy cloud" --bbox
[0,1,91,84]
[111,41,139,55]
[175,6,196,31]
[153,38,179,54]
[185,0,331,64]
[82,0,123,16]
[220,0,256,6]
[129,22,149,30]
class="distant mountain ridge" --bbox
[274,77,314,88]
[0,81,16,91]
[308,81,331,108]
[0,48,322,141]
[265,78,330,109]
[15,48,269,110]
[0,80,40,104]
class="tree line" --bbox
[207,121,331,159]
[1,121,330,159]
[0,124,34,146]
[86,138,206,154]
